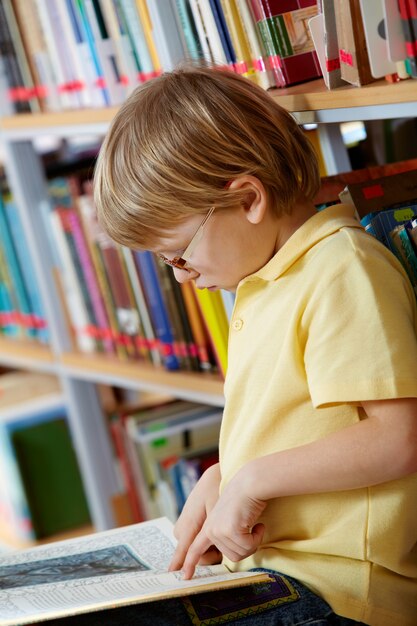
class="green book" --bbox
[12,418,91,538]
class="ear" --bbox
[227,175,267,225]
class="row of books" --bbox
[109,396,222,523]
[45,174,231,375]
[0,371,90,544]
[339,167,417,294]
[0,0,323,115]
[315,0,417,89]
[0,189,49,344]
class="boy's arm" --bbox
[180,397,417,579]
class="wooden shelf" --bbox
[1,78,417,134]
[0,337,55,372]
[60,352,225,406]
[270,77,417,112]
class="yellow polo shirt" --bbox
[220,204,417,625]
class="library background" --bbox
[0,0,416,551]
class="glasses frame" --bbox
[158,206,215,272]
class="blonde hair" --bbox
[94,65,320,249]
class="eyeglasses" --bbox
[157,206,215,272]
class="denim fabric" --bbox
[45,569,367,625]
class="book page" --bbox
[0,517,269,626]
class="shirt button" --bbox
[232,319,243,331]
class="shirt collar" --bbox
[250,203,364,283]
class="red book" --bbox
[248,0,322,87]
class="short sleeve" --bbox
[303,242,417,408]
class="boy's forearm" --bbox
[245,404,417,501]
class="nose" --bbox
[173,266,199,283]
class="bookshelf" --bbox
[1,75,417,539]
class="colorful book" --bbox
[249,0,321,87]
[146,0,189,70]
[192,285,229,377]
[2,194,48,343]
[0,372,62,543]
[0,195,36,340]
[0,0,32,113]
[133,251,180,371]
[389,222,417,291]
[235,0,276,88]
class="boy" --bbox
[92,66,417,625]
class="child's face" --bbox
[154,205,279,292]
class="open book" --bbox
[0,517,271,625]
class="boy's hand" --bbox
[180,468,267,579]
[169,463,221,572]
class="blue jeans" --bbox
[46,569,367,625]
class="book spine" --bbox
[77,191,127,360]
[109,414,145,522]
[234,0,275,88]
[2,0,41,113]
[67,208,114,353]
[98,239,139,358]
[49,208,96,353]
[2,196,48,343]
[0,0,31,113]
[174,0,202,60]
[196,0,229,64]
[208,0,237,64]
[0,195,35,339]
[133,251,180,370]
[119,0,158,80]
[192,284,229,377]
[146,0,188,70]
[188,0,214,61]
[134,0,162,72]
[121,246,162,366]
[0,245,19,337]
[180,281,214,371]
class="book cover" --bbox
[320,0,345,88]
[0,517,270,626]
[342,167,417,218]
[235,0,276,88]
[249,0,322,87]
[12,415,91,539]
[0,372,62,543]
[334,0,374,86]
